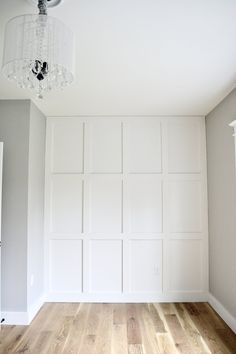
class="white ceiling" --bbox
[0,0,236,117]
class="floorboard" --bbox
[0,303,235,354]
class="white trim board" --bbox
[27,294,45,324]
[45,291,208,303]
[208,293,236,334]
[1,311,29,326]
[2,295,45,325]
[2,293,236,331]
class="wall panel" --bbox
[45,116,208,301]
[88,120,122,173]
[50,240,82,292]
[89,240,122,293]
[87,176,122,233]
[126,176,162,233]
[124,120,162,173]
[168,179,202,233]
[167,120,201,173]
[52,118,84,173]
[129,240,162,293]
[169,240,203,291]
[51,175,83,234]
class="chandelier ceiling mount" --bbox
[27,0,63,9]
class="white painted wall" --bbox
[45,116,208,301]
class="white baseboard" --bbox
[1,311,29,325]
[208,293,236,334]
[4,292,222,326]
[2,294,45,325]
[45,291,208,303]
[27,294,45,324]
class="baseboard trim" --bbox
[208,293,236,333]
[2,294,45,325]
[7,292,232,328]
[45,291,208,303]
[28,294,45,324]
[1,311,29,325]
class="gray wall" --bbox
[27,102,46,308]
[0,100,30,311]
[206,88,236,318]
[0,99,46,313]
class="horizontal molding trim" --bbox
[1,311,29,325]
[46,291,208,303]
[3,292,236,333]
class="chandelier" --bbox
[2,0,75,99]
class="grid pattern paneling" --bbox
[45,116,208,301]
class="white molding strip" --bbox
[208,293,236,334]
[27,294,45,324]
[2,294,45,325]
[4,291,236,333]
[1,311,29,325]
[45,291,208,303]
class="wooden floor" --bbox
[0,303,235,354]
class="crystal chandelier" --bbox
[2,0,74,99]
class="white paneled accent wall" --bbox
[45,117,208,302]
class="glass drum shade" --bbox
[2,14,74,97]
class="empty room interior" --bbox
[0,0,236,353]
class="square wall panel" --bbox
[52,119,84,173]
[88,176,122,233]
[50,240,82,292]
[51,175,83,234]
[88,120,122,173]
[168,180,202,233]
[130,240,162,292]
[89,240,122,293]
[126,176,162,233]
[167,121,201,173]
[125,120,162,173]
[169,240,203,291]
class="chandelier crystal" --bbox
[2,0,74,99]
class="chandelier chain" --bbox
[38,0,47,15]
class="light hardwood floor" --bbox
[0,303,235,353]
